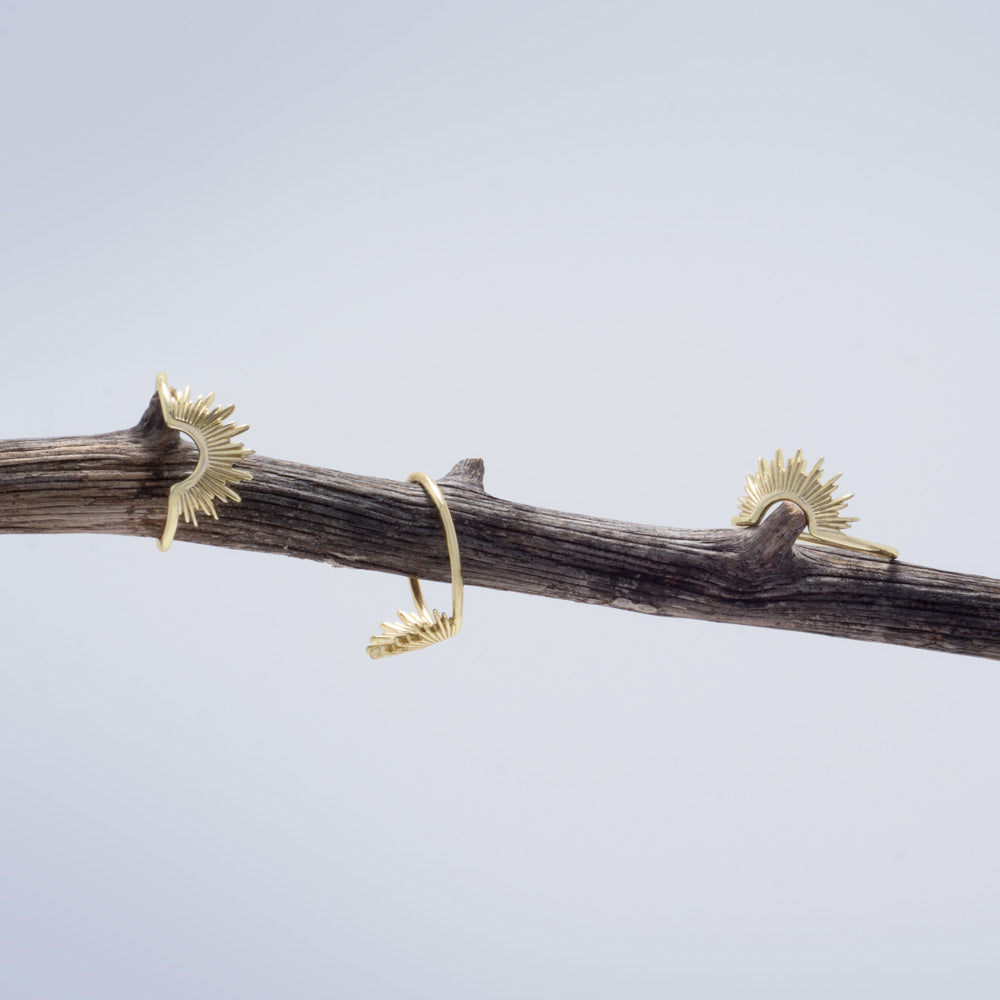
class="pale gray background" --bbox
[2,2,999,997]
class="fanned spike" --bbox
[367,608,460,659]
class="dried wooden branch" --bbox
[1,393,998,660]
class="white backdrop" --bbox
[2,2,999,997]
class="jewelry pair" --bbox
[154,373,463,660]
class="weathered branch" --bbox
[1,393,998,660]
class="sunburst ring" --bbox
[366,472,464,659]
[155,372,254,551]
[733,449,897,559]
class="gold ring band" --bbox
[366,472,464,658]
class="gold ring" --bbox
[733,449,897,560]
[155,372,253,551]
[366,472,464,658]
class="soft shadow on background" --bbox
[2,2,998,997]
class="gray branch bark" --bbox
[1,393,998,660]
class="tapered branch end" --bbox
[134,390,176,444]
[741,501,807,562]
[441,457,486,491]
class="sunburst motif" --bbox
[733,448,856,534]
[366,604,461,659]
[733,449,897,559]
[156,372,253,551]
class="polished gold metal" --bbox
[367,473,464,658]
[733,448,897,559]
[155,372,253,551]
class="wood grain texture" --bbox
[1,394,998,660]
